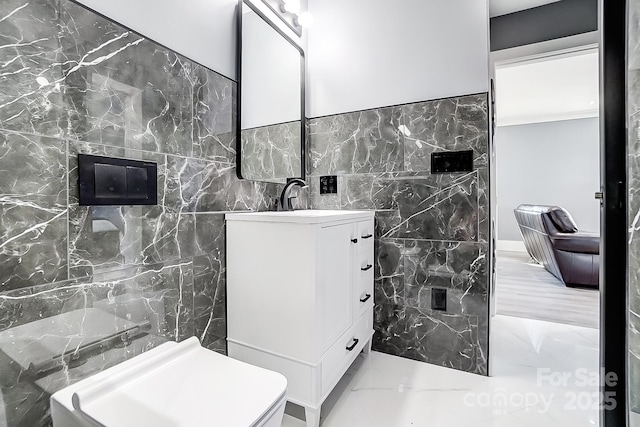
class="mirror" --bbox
[238,0,305,183]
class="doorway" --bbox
[487,42,602,426]
[493,46,601,328]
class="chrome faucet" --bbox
[278,179,308,211]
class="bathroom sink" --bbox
[226,210,371,224]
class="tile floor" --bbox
[283,315,600,427]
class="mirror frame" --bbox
[236,0,306,182]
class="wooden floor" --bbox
[495,250,600,329]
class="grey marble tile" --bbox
[630,0,640,71]
[256,180,287,211]
[142,212,195,267]
[192,214,226,348]
[631,236,640,325]
[373,304,480,374]
[375,239,404,305]
[0,131,69,290]
[192,65,236,163]
[158,260,195,341]
[68,141,194,278]
[194,269,226,348]
[68,204,195,279]
[304,95,489,376]
[374,209,402,239]
[207,336,227,355]
[631,22,640,413]
[240,120,302,183]
[477,167,489,243]
[392,172,479,241]
[402,94,488,172]
[404,240,488,296]
[309,106,404,175]
[194,213,225,257]
[0,206,68,291]
[0,261,190,426]
[0,1,291,425]
[476,307,489,376]
[0,378,49,427]
[400,238,489,374]
[631,312,640,412]
[0,0,66,137]
[60,0,193,155]
[165,155,273,212]
[89,261,195,341]
[337,171,479,241]
[340,173,396,211]
[0,131,67,206]
[0,261,194,341]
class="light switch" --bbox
[320,175,338,194]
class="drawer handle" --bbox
[361,234,373,239]
[346,338,359,351]
[361,264,372,271]
[360,293,371,303]
[351,238,358,243]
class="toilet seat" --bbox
[50,337,287,427]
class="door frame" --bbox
[599,0,628,425]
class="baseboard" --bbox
[496,240,527,252]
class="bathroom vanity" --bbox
[226,210,375,427]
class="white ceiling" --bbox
[490,0,561,18]
[495,50,599,127]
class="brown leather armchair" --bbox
[513,204,599,287]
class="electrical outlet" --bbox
[431,288,447,311]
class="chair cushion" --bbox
[548,207,578,233]
[550,231,600,254]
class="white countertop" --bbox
[225,210,374,224]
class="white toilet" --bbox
[50,337,287,427]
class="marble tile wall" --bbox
[308,94,490,375]
[629,0,640,415]
[240,120,302,183]
[0,1,281,425]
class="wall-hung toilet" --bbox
[50,337,287,427]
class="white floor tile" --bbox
[282,315,600,427]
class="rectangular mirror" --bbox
[238,0,305,183]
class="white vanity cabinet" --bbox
[226,210,375,427]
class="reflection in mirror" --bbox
[239,1,305,183]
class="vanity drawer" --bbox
[321,312,373,397]
[354,252,374,320]
[357,220,374,254]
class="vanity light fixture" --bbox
[279,0,313,28]
[295,11,313,28]
[280,0,300,14]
